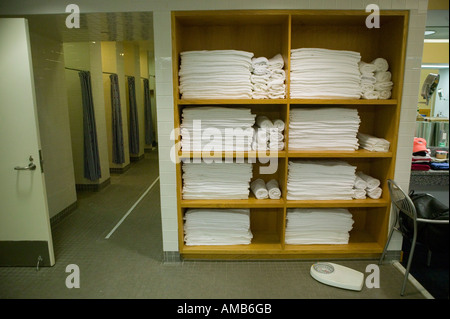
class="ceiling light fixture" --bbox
[424,30,436,36]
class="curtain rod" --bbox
[65,67,87,72]
[103,71,116,75]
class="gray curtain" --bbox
[78,71,101,181]
[143,78,155,146]
[110,73,125,164]
[127,76,140,154]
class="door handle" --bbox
[14,156,36,171]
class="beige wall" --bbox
[29,31,77,218]
[102,41,130,169]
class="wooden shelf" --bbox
[177,98,397,105]
[287,149,392,158]
[172,9,408,260]
[181,197,285,208]
[286,198,389,208]
[289,99,398,105]
[177,99,288,105]
[178,150,286,159]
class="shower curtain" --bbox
[110,73,125,164]
[79,71,101,181]
[127,76,140,154]
[143,78,155,146]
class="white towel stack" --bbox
[250,178,282,199]
[359,58,393,100]
[180,107,256,152]
[287,160,357,200]
[179,50,254,99]
[184,208,253,245]
[290,48,362,99]
[353,171,383,199]
[250,54,286,99]
[182,162,253,199]
[285,208,354,244]
[251,116,285,151]
[357,132,390,152]
[289,108,361,151]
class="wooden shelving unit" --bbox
[172,10,408,259]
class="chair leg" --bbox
[427,250,432,267]
[401,236,417,296]
[379,228,394,265]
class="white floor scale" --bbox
[310,262,364,291]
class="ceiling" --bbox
[24,12,154,51]
[425,10,449,40]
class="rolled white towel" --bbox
[268,141,285,151]
[374,81,393,91]
[358,61,377,74]
[266,179,282,199]
[356,171,380,189]
[378,90,392,100]
[352,188,367,199]
[374,71,391,82]
[256,115,274,129]
[269,129,284,142]
[251,178,269,199]
[367,187,382,199]
[362,90,380,100]
[273,119,285,131]
[361,83,375,93]
[371,58,389,72]
[268,53,284,69]
[354,175,368,189]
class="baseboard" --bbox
[75,178,111,192]
[50,200,78,226]
[0,241,52,267]
[110,164,131,174]
[130,154,145,162]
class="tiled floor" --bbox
[0,150,427,299]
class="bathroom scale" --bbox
[310,262,364,291]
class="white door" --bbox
[0,18,55,266]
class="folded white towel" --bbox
[356,171,380,189]
[251,178,269,199]
[266,179,281,199]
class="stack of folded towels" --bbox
[285,208,354,244]
[357,132,390,152]
[250,178,282,199]
[250,54,286,99]
[180,106,256,152]
[251,115,285,151]
[287,160,357,200]
[290,48,362,99]
[359,58,393,100]
[289,108,360,151]
[184,208,252,245]
[411,137,431,171]
[182,162,253,199]
[352,171,383,200]
[179,50,254,99]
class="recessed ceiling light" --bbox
[425,30,436,35]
